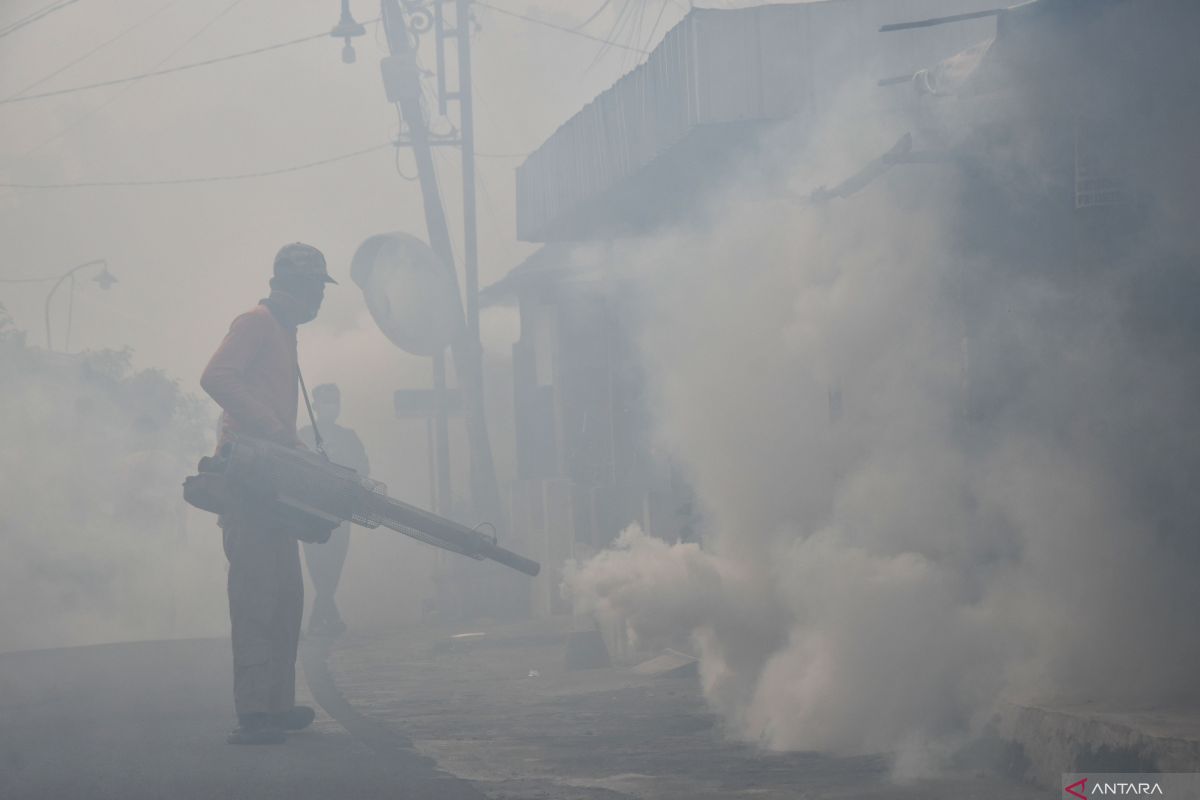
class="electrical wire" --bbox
[0,141,392,189]
[430,149,458,265]
[572,0,612,31]
[474,1,648,55]
[394,143,419,180]
[643,0,671,53]
[0,0,60,33]
[586,0,637,70]
[157,0,249,63]
[2,0,181,103]
[0,275,59,284]
[64,274,75,352]
[474,162,505,234]
[0,0,80,41]
[1,0,73,31]
[19,0,270,158]
[372,14,386,51]
[393,105,419,181]
[0,28,331,105]
[628,0,648,69]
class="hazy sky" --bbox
[0,0,718,385]
[0,0,725,635]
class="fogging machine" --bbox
[183,435,540,577]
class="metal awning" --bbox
[481,243,615,307]
[480,244,572,307]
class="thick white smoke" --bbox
[568,75,1200,765]
[0,322,229,652]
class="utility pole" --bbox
[455,0,480,348]
[380,0,504,531]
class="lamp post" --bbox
[330,0,366,63]
[43,258,117,351]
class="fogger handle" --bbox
[479,542,541,577]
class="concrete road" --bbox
[0,631,1045,800]
[0,637,483,800]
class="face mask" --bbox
[266,286,322,326]
[299,283,326,322]
[293,293,321,324]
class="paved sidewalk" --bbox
[10,627,1187,799]
[324,617,1044,800]
[996,701,1200,787]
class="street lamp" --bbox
[43,258,117,351]
[331,0,366,64]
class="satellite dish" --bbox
[350,232,463,356]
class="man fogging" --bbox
[299,383,369,636]
[199,242,335,746]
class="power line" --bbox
[2,0,181,103]
[573,0,613,31]
[587,0,638,70]
[22,0,256,156]
[0,0,80,41]
[0,275,58,284]
[160,0,250,61]
[0,141,392,189]
[643,0,671,53]
[393,104,419,181]
[474,1,649,55]
[0,28,333,106]
[629,0,649,66]
[0,0,66,36]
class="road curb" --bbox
[299,637,487,799]
[996,702,1200,787]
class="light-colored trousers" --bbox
[221,506,303,717]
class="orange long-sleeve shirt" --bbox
[201,303,299,448]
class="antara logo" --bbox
[1066,779,1089,799]
[1064,778,1164,797]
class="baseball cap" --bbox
[273,242,338,284]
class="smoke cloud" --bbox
[568,47,1200,765]
[0,317,229,652]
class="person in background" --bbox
[200,242,336,745]
[299,383,369,636]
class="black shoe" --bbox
[273,705,316,731]
[227,713,285,745]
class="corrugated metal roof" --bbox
[516,0,1000,242]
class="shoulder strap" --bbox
[297,365,327,457]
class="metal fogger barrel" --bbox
[184,434,540,577]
